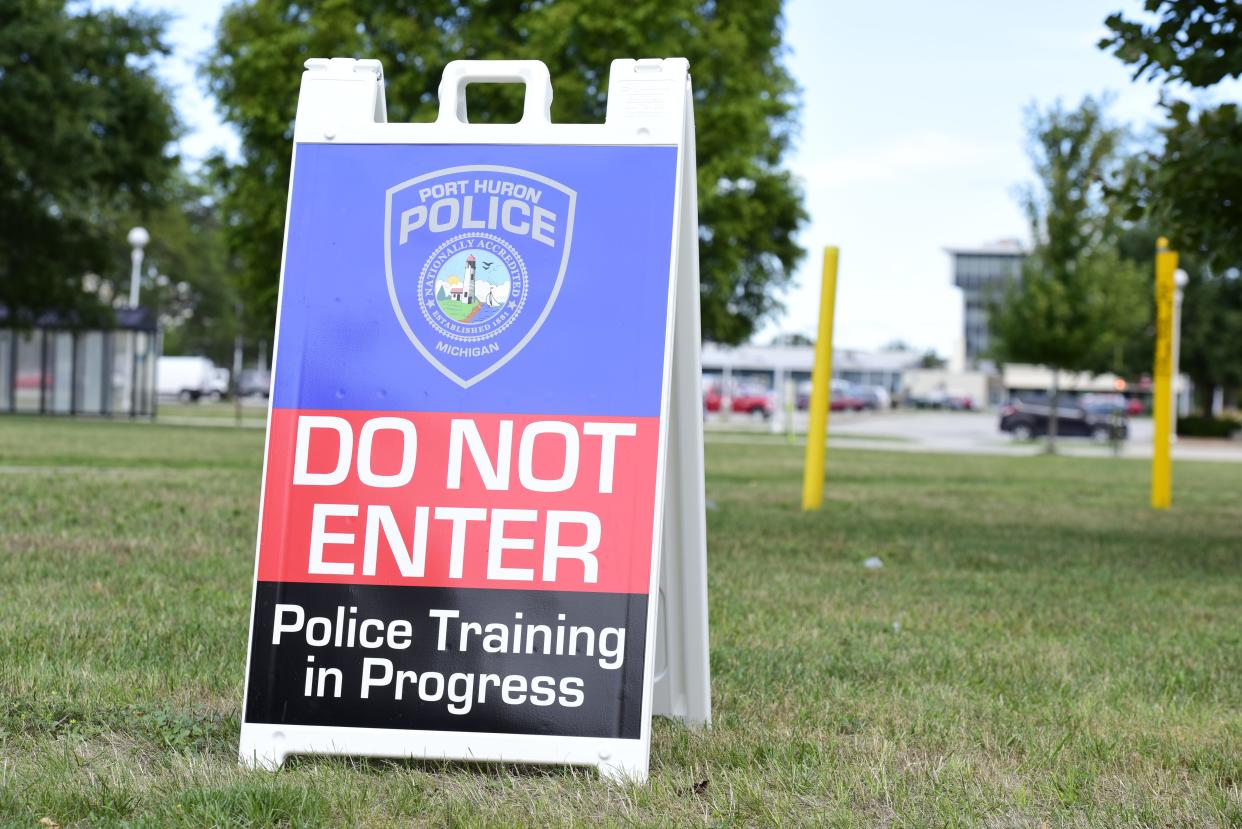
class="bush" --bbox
[1176,416,1241,438]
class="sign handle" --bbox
[436,60,554,125]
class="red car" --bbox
[828,381,866,411]
[830,391,866,411]
[704,384,774,418]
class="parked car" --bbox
[830,381,867,412]
[14,371,47,391]
[906,390,948,409]
[157,356,220,401]
[907,389,974,410]
[238,369,272,398]
[854,385,891,410]
[999,399,1128,442]
[1081,393,1146,418]
[794,380,872,411]
[1082,393,1124,412]
[795,380,812,410]
[704,383,774,418]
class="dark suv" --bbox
[999,398,1128,442]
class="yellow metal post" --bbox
[802,246,839,511]
[1152,236,1178,509]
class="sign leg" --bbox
[652,83,711,729]
[238,725,287,770]
[597,744,649,784]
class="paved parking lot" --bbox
[706,409,1242,463]
[155,400,1242,463]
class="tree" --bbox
[128,175,238,365]
[1101,1,1242,414]
[0,0,179,324]
[989,98,1148,452]
[1101,0,1241,89]
[1179,264,1242,412]
[1118,102,1242,274]
[770,332,813,346]
[205,0,806,343]
[44,169,238,365]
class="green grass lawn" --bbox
[438,297,480,323]
[1,415,1239,827]
[157,400,268,426]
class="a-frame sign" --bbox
[239,57,709,782]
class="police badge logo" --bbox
[385,165,576,387]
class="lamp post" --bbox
[1172,268,1188,419]
[127,226,150,307]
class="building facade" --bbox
[948,240,1025,367]
[0,307,159,417]
[700,342,923,397]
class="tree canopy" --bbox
[1101,0,1241,88]
[206,0,806,343]
[993,99,1146,373]
[990,98,1148,448]
[1101,0,1242,272]
[1100,0,1242,411]
[127,175,237,365]
[1107,98,1242,283]
[0,0,179,324]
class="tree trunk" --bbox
[1196,382,1215,417]
[1047,369,1060,454]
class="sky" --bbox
[97,0,1233,356]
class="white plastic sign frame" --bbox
[238,57,710,783]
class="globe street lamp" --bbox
[127,226,150,307]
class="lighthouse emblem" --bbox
[418,233,527,344]
[385,165,576,388]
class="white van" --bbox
[209,367,231,400]
[157,356,218,401]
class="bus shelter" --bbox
[0,307,158,418]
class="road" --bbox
[155,400,1242,463]
[706,409,1242,463]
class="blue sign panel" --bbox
[272,143,679,417]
